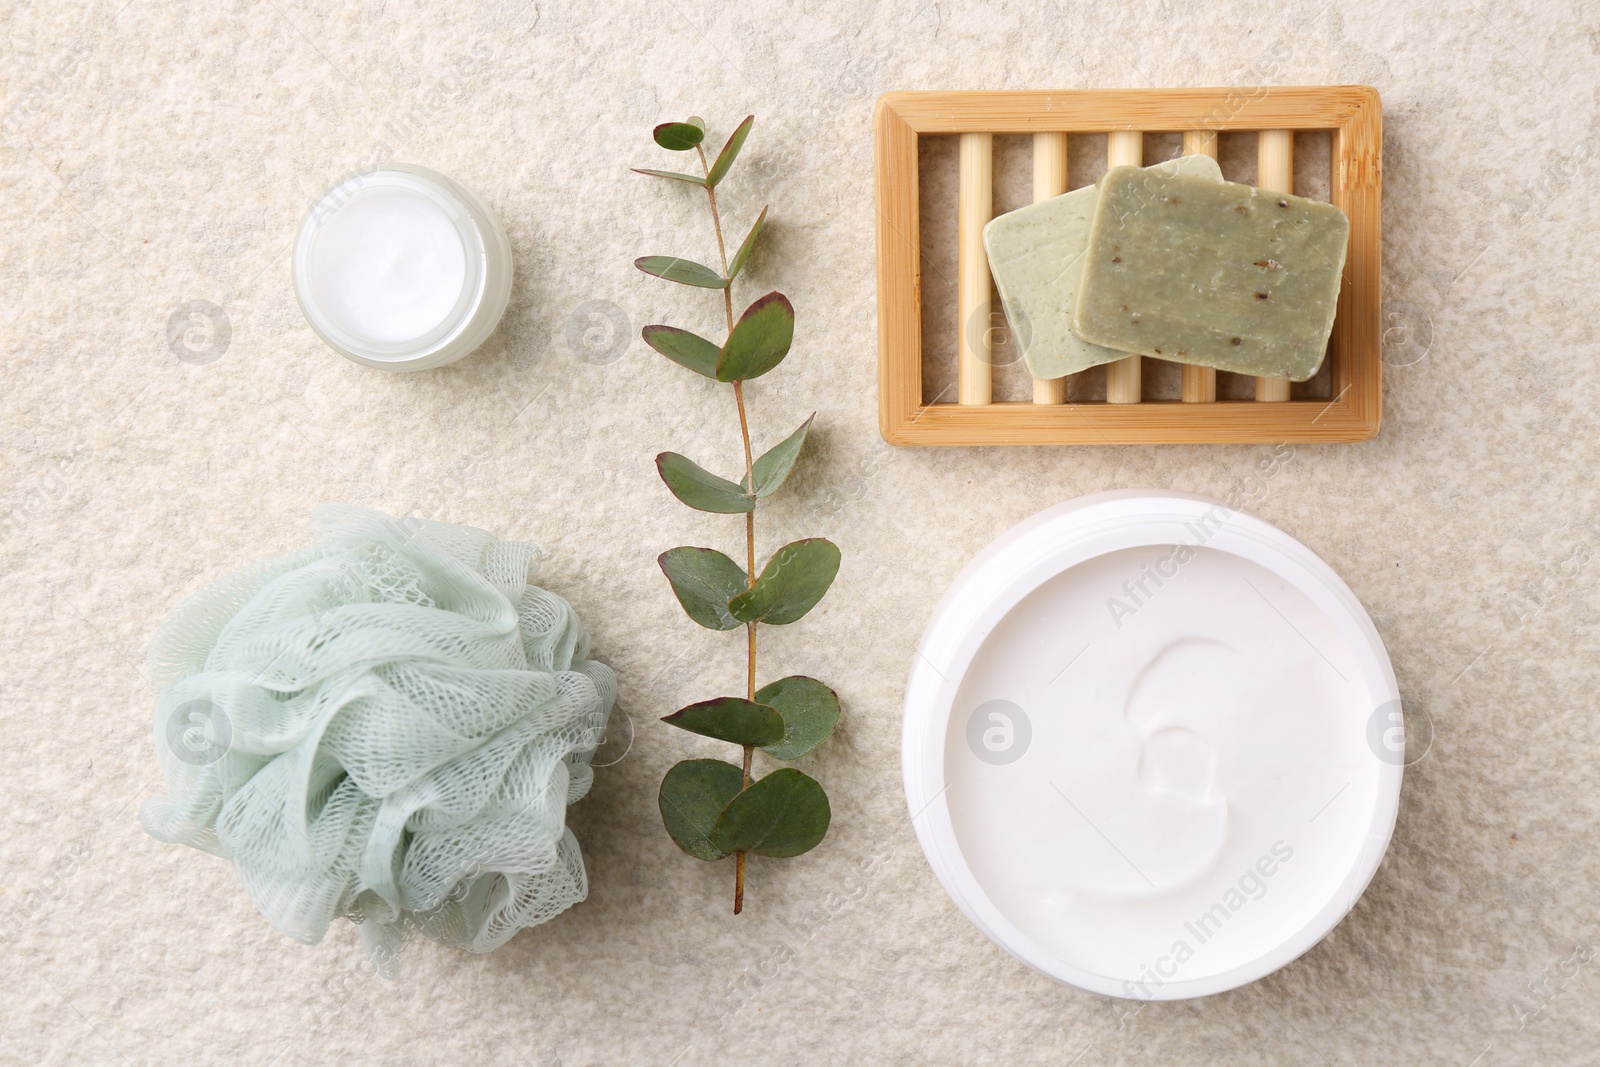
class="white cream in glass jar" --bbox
[293,164,512,370]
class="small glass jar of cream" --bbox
[293,164,512,371]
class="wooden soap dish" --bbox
[873,87,1382,446]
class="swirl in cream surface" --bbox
[946,545,1378,986]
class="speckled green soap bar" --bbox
[983,155,1223,381]
[1072,166,1351,381]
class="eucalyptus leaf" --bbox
[706,114,754,187]
[727,205,767,282]
[728,538,840,625]
[632,167,705,186]
[635,256,727,289]
[659,547,748,631]
[642,324,720,378]
[659,759,744,861]
[663,697,784,748]
[756,676,841,760]
[715,292,794,382]
[657,452,755,514]
[653,121,705,151]
[709,768,830,858]
[743,414,813,498]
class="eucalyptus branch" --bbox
[695,139,759,911]
[634,114,841,916]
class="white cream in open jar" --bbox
[293,164,512,370]
[904,492,1402,1000]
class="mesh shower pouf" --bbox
[140,505,616,973]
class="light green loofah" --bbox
[140,505,615,973]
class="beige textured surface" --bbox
[3,1,1598,1064]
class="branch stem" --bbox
[702,139,757,917]
[697,144,736,333]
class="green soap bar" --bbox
[983,155,1223,381]
[1071,166,1350,381]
